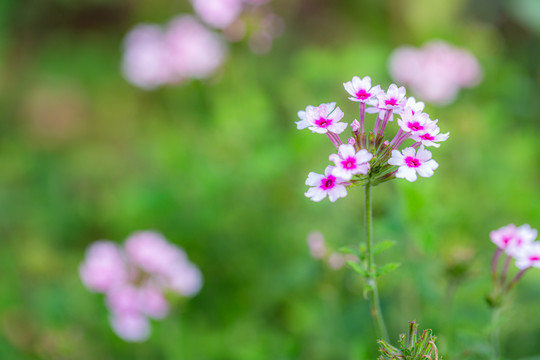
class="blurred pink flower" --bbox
[307,231,326,259]
[122,16,226,90]
[110,312,151,343]
[80,231,202,342]
[389,41,482,105]
[125,231,187,276]
[121,25,173,90]
[165,16,227,80]
[490,224,537,256]
[191,0,244,29]
[328,252,345,270]
[79,241,127,293]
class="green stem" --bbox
[490,307,502,360]
[365,179,389,342]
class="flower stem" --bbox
[365,179,389,342]
[490,306,502,360]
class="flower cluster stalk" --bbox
[365,178,389,342]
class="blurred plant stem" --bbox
[365,178,389,342]
[490,306,502,360]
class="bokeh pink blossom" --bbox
[389,41,482,105]
[79,231,202,342]
[122,16,226,90]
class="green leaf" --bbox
[376,262,401,277]
[346,261,368,277]
[374,240,396,254]
[338,246,359,256]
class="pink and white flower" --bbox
[329,144,372,180]
[412,127,450,148]
[515,242,540,270]
[305,166,348,202]
[296,102,347,134]
[367,84,407,119]
[404,96,425,115]
[388,146,439,182]
[490,224,537,256]
[343,76,382,103]
[397,108,436,136]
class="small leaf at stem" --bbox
[374,240,396,254]
[376,262,401,277]
[347,261,369,277]
[339,246,359,257]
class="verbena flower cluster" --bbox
[122,1,283,89]
[389,41,482,105]
[490,224,540,279]
[79,231,202,342]
[297,76,449,202]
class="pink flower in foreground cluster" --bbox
[389,40,482,105]
[296,76,449,202]
[304,166,348,202]
[296,102,347,135]
[122,16,226,90]
[329,144,372,180]
[343,76,381,103]
[367,84,407,119]
[388,146,439,182]
[80,231,202,342]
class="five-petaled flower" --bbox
[305,166,348,202]
[388,146,439,182]
[329,144,372,180]
[343,76,382,103]
[296,102,347,134]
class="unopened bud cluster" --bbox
[378,321,441,360]
[296,76,449,202]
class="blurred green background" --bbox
[2,0,540,359]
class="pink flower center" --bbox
[341,157,357,170]
[355,89,371,100]
[502,236,513,246]
[408,121,424,132]
[529,255,540,262]
[385,98,398,107]
[420,133,435,141]
[314,117,332,128]
[320,175,336,190]
[404,156,421,168]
